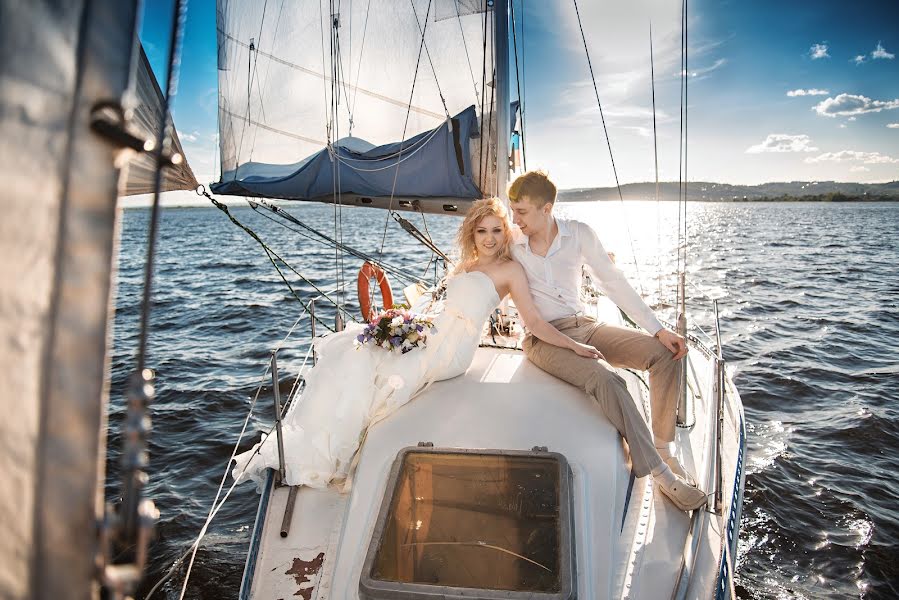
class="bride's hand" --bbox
[571,342,603,360]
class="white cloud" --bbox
[853,55,867,65]
[682,58,728,79]
[850,166,870,172]
[847,116,856,121]
[839,124,847,129]
[746,134,818,154]
[787,88,829,97]
[809,43,830,59]
[813,93,899,117]
[622,125,653,138]
[888,123,899,129]
[805,150,899,164]
[871,42,895,60]
[178,130,199,143]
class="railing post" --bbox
[271,351,286,485]
[676,272,689,425]
[713,300,724,514]
[310,298,317,365]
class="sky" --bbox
[140,0,899,192]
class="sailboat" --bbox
[201,2,747,599]
[0,0,744,598]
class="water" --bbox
[107,200,899,599]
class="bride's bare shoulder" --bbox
[497,257,526,279]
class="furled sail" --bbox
[211,0,502,212]
[120,44,199,196]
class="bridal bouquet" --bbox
[354,308,435,354]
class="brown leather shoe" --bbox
[657,474,707,512]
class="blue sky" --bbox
[141,0,899,190]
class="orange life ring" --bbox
[357,261,393,321]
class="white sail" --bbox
[215,0,501,200]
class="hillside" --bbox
[557,181,899,202]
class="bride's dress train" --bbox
[232,271,500,490]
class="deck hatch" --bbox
[359,447,576,600]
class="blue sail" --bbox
[212,105,482,201]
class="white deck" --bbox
[243,306,745,600]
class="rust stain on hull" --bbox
[285,552,325,599]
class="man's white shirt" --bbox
[510,217,663,335]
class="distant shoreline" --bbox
[558,194,899,203]
[120,195,899,209]
[556,180,899,203]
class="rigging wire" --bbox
[454,0,481,106]
[234,0,269,168]
[247,0,287,162]
[156,317,315,600]
[409,0,451,119]
[392,212,454,265]
[571,0,644,295]
[335,23,357,132]
[349,0,373,125]
[520,0,528,170]
[683,0,689,282]
[327,122,439,162]
[376,0,435,261]
[248,200,430,285]
[510,0,526,170]
[329,0,346,312]
[135,0,186,373]
[649,22,663,307]
[114,0,185,594]
[221,32,445,121]
[676,0,689,307]
[416,207,439,272]
[207,195,349,330]
[327,123,444,171]
[478,2,489,192]
[319,0,332,141]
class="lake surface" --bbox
[107,200,899,599]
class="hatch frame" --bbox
[358,446,577,600]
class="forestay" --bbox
[212,0,500,206]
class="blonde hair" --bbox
[453,197,513,274]
[508,170,557,206]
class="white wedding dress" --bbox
[232,271,500,490]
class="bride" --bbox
[233,197,600,490]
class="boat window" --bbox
[359,448,575,600]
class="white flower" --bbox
[391,316,404,326]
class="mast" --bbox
[494,0,511,201]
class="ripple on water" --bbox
[108,202,899,599]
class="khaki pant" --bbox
[522,316,681,477]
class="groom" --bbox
[508,170,706,512]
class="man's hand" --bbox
[655,328,688,360]
[571,341,604,360]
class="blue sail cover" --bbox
[211,105,482,200]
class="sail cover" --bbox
[212,0,498,205]
[212,105,481,199]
